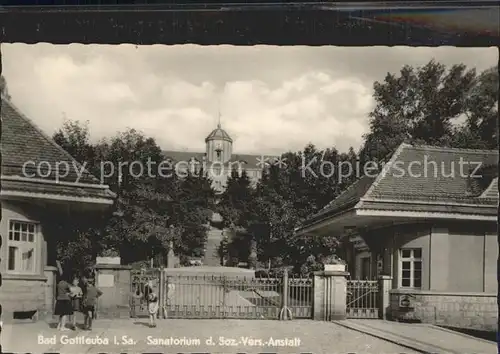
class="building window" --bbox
[399,248,422,288]
[8,220,39,274]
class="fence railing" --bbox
[130,268,313,320]
[346,279,379,319]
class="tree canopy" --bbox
[52,121,214,270]
[361,61,498,162]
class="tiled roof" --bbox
[300,143,498,228]
[1,97,115,201]
[162,150,263,170]
[309,175,375,222]
[1,97,98,184]
[366,144,498,202]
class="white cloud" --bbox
[2,44,497,155]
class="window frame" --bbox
[6,218,41,275]
[398,248,422,289]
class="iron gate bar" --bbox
[347,289,378,306]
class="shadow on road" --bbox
[133,321,152,327]
[440,326,497,342]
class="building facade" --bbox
[295,143,498,330]
[0,97,115,320]
[163,123,264,193]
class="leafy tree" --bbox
[243,145,354,274]
[171,169,215,258]
[361,61,498,163]
[97,129,184,264]
[51,120,107,269]
[53,120,95,165]
[457,65,499,149]
[215,168,255,265]
[217,168,253,228]
[52,122,214,266]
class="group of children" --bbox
[54,272,102,331]
[55,272,171,329]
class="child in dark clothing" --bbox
[54,273,73,331]
[144,280,158,327]
[82,280,102,330]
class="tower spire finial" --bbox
[217,97,221,128]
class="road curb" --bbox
[331,320,453,354]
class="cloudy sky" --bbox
[2,44,497,155]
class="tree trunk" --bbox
[248,238,257,270]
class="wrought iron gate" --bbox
[130,269,313,320]
[130,268,161,318]
[164,274,313,319]
[346,280,379,319]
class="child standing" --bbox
[54,273,73,331]
[144,280,158,327]
[69,277,83,329]
[82,280,102,330]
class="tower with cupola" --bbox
[205,122,233,163]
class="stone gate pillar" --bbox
[378,275,393,320]
[94,264,132,318]
[312,265,349,321]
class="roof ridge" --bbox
[2,98,99,184]
[408,143,498,155]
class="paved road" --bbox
[3,318,417,354]
[336,319,497,354]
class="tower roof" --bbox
[205,123,233,143]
